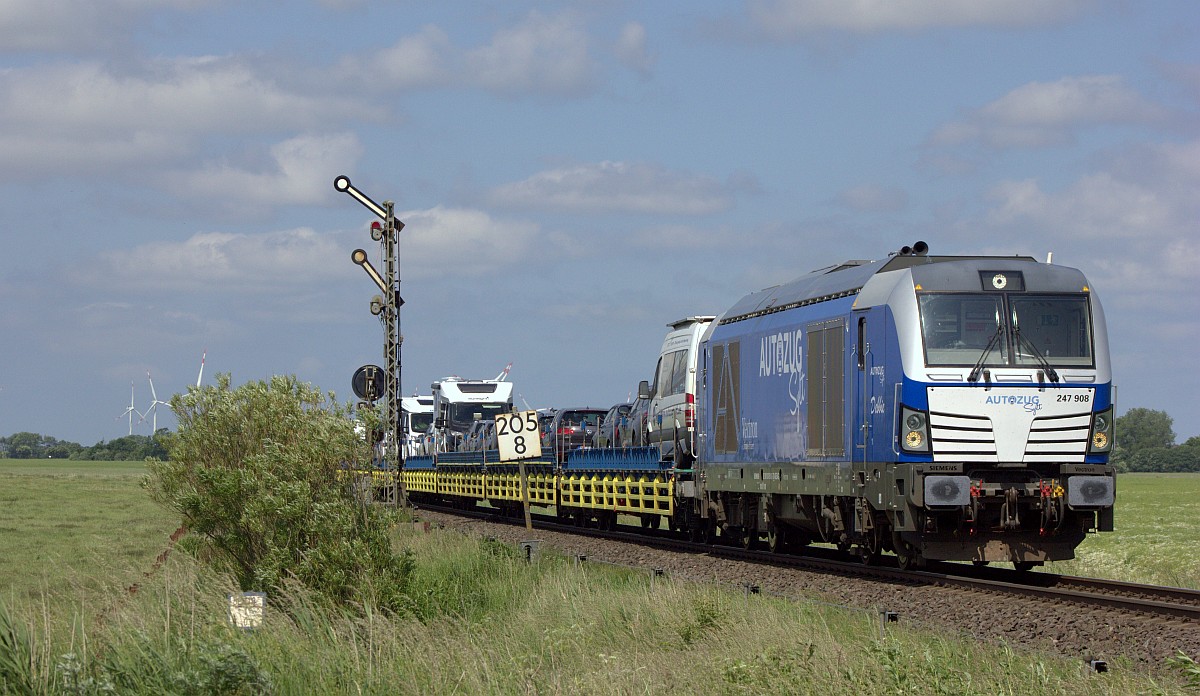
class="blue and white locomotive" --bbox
[694,242,1116,568]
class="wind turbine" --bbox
[196,349,206,387]
[139,370,171,432]
[115,380,143,436]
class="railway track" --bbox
[415,502,1200,625]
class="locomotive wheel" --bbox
[641,514,660,530]
[766,525,789,554]
[894,544,923,570]
[741,528,757,551]
[892,532,924,570]
[859,536,880,565]
[859,520,885,565]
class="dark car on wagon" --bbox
[618,394,651,448]
[542,407,607,462]
[594,402,632,448]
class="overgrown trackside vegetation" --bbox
[142,373,413,612]
[6,529,1198,694]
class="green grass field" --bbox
[1045,473,1200,589]
[1,460,1196,694]
[0,460,179,609]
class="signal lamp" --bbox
[1092,432,1108,449]
[905,431,924,448]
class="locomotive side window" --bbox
[1010,295,1093,367]
[918,294,1005,366]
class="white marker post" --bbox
[495,410,542,531]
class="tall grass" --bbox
[3,527,1191,695]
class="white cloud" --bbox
[985,138,1199,240]
[930,75,1167,149]
[78,227,351,295]
[338,25,452,89]
[0,59,368,178]
[0,0,205,51]
[333,11,602,97]
[986,174,1169,239]
[488,161,743,215]
[0,59,322,133]
[73,205,543,299]
[747,0,1086,37]
[615,22,655,76]
[464,11,596,95]
[398,206,541,276]
[980,138,1200,309]
[167,133,364,206]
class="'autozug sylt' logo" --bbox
[984,394,1042,413]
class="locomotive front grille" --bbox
[927,411,1091,463]
[925,387,1096,464]
[1023,413,1090,462]
[929,412,997,462]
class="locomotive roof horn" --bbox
[894,240,930,257]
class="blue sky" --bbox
[1,1,1197,446]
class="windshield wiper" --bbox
[1014,327,1060,383]
[968,325,1004,383]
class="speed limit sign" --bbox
[495,410,542,461]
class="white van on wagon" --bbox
[638,315,715,463]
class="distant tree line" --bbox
[0,407,1196,471]
[1111,408,1200,473]
[0,431,169,461]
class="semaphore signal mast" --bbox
[335,175,406,506]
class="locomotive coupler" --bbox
[1000,487,1021,530]
[1038,479,1065,535]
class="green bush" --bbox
[142,373,413,613]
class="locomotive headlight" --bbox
[1088,406,1114,454]
[900,405,930,453]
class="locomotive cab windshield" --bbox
[917,292,1094,370]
